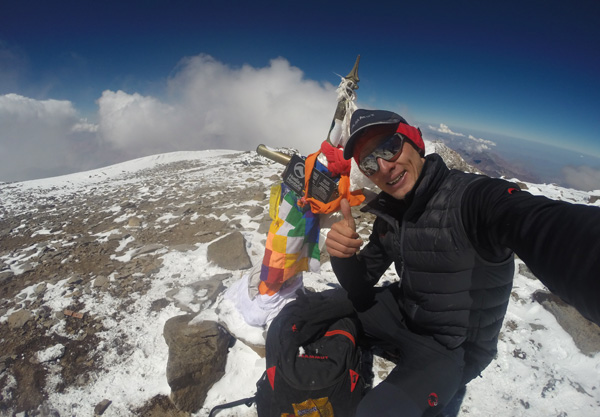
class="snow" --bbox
[36,344,66,364]
[1,149,599,416]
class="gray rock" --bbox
[165,288,179,300]
[94,399,112,415]
[36,344,66,363]
[127,216,142,228]
[131,244,164,258]
[247,205,264,218]
[107,233,126,242]
[518,263,538,280]
[67,275,84,285]
[20,262,35,274]
[223,207,238,218]
[34,283,47,295]
[0,269,15,284]
[35,401,61,417]
[163,316,232,413]
[189,273,232,306]
[114,272,131,280]
[8,309,33,329]
[174,204,196,217]
[533,291,600,357]
[206,231,252,270]
[93,275,109,288]
[150,298,170,312]
[121,201,137,210]
[257,219,272,235]
[170,244,198,252]
[251,191,266,201]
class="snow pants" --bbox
[355,287,466,417]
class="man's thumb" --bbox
[340,198,356,232]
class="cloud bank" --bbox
[1,55,337,182]
[562,165,600,192]
[429,123,465,137]
[0,94,98,182]
[427,123,496,152]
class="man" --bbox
[325,109,600,417]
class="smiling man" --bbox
[350,113,426,200]
[325,109,600,417]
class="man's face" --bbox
[356,128,425,200]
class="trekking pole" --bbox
[208,396,256,417]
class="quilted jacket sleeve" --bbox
[462,178,600,325]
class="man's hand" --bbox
[326,198,363,258]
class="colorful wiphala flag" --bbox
[259,187,320,295]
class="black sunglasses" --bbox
[358,133,406,176]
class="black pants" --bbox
[355,288,466,417]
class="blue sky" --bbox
[1,0,599,183]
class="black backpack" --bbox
[209,290,366,417]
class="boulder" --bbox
[8,309,33,330]
[533,290,600,357]
[163,316,232,413]
[131,244,164,258]
[134,395,189,417]
[127,216,142,227]
[207,231,252,270]
[247,205,264,218]
[93,275,109,288]
[0,269,14,285]
[94,399,112,415]
[189,273,231,306]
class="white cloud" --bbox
[1,55,339,182]
[0,93,77,120]
[429,123,465,137]
[71,119,99,133]
[0,94,99,182]
[97,54,337,157]
[466,143,489,152]
[468,134,496,147]
[97,90,178,152]
[427,123,496,151]
[562,166,600,192]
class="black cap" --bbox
[343,109,408,160]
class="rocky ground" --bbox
[0,151,283,415]
[1,147,599,416]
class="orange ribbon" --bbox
[300,151,364,214]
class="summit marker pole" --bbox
[325,55,360,147]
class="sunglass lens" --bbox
[374,135,404,159]
[359,134,405,176]
[359,155,379,176]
